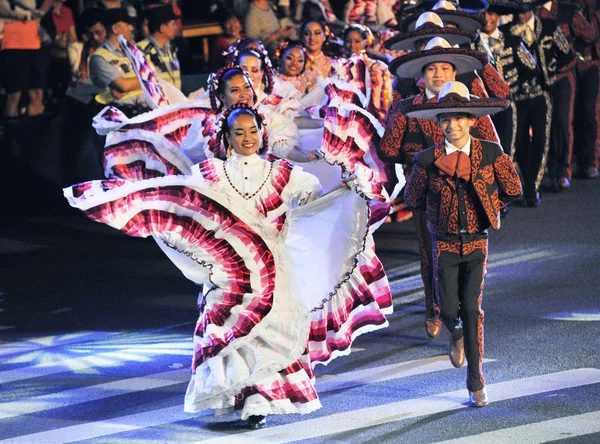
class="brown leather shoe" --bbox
[425,316,442,339]
[469,387,489,407]
[449,337,465,368]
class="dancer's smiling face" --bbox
[226,112,261,156]
[239,53,264,91]
[220,73,255,107]
[422,62,456,94]
[302,21,325,54]
[280,47,306,76]
[437,112,476,147]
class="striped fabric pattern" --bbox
[118,35,169,109]
[64,175,315,419]
[322,101,402,228]
[95,104,213,180]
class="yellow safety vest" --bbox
[92,44,144,105]
[137,38,182,90]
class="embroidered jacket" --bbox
[404,138,522,237]
[389,66,508,110]
[379,93,500,168]
[571,0,600,62]
[475,31,539,97]
[502,16,576,100]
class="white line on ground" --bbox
[195,368,600,444]
[0,405,210,444]
[0,369,190,420]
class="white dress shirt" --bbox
[445,136,472,156]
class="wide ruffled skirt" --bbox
[64,173,392,419]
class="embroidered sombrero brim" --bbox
[399,93,510,119]
[396,10,486,32]
[383,26,476,51]
[389,47,488,78]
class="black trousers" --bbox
[491,102,516,158]
[414,209,436,318]
[433,237,488,391]
[574,61,600,170]
[548,71,576,180]
[515,92,552,198]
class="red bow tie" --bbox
[434,150,471,181]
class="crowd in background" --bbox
[0,0,599,191]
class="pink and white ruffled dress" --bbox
[64,153,393,419]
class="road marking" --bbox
[438,411,600,443]
[542,310,600,322]
[195,368,600,444]
[0,405,210,444]
[0,355,473,420]
[0,369,190,420]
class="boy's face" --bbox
[422,62,456,95]
[437,113,476,146]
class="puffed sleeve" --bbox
[282,165,323,208]
[261,108,302,159]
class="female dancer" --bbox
[336,23,393,122]
[273,40,319,96]
[65,103,393,429]
[300,20,338,80]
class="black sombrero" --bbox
[399,81,510,119]
[397,1,486,32]
[384,12,477,51]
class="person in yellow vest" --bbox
[89,7,148,116]
[137,5,181,90]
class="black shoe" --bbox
[247,415,266,429]
[526,191,541,207]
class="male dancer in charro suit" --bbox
[501,0,576,206]
[477,0,540,161]
[379,36,499,340]
[571,0,600,179]
[403,81,522,407]
[535,0,596,189]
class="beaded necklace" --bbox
[223,160,274,200]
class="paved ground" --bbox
[1,115,599,443]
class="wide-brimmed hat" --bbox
[400,0,489,14]
[397,1,486,32]
[389,37,488,78]
[400,81,510,119]
[384,12,477,51]
[486,0,543,14]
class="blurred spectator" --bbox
[85,0,137,17]
[47,0,77,108]
[0,0,53,119]
[149,0,182,31]
[64,8,105,104]
[84,0,140,38]
[245,0,295,53]
[88,7,147,115]
[138,5,181,89]
[210,13,244,70]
